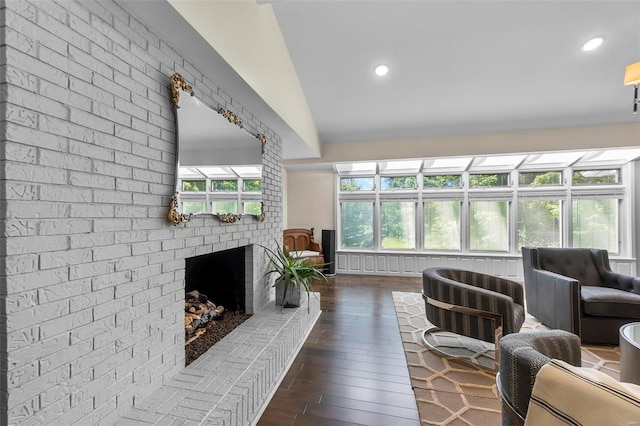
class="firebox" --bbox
[185,246,246,313]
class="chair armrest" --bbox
[527,268,581,337]
[600,271,640,294]
[308,240,323,254]
[424,274,521,335]
[499,331,581,424]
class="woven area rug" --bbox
[392,292,620,425]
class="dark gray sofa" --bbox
[522,247,640,344]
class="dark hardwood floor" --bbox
[257,274,423,426]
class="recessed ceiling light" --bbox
[581,37,603,52]
[374,64,389,77]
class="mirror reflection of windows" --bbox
[170,73,265,222]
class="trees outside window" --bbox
[518,199,561,249]
[572,198,619,253]
[424,201,460,250]
[341,201,374,248]
[381,201,416,249]
[470,201,509,251]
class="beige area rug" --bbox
[392,292,620,426]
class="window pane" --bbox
[380,176,416,190]
[573,169,619,185]
[340,177,374,191]
[340,201,374,248]
[519,171,561,186]
[243,179,261,192]
[381,201,415,249]
[470,201,509,251]
[182,180,206,191]
[518,199,561,249]
[572,199,618,253]
[469,173,509,187]
[211,180,238,191]
[423,175,461,188]
[182,201,206,214]
[243,201,262,215]
[211,201,237,214]
[424,201,460,250]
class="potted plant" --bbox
[261,242,329,313]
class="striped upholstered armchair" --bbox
[422,267,526,367]
[497,330,582,426]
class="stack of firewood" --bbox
[184,290,225,335]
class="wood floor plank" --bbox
[257,274,423,426]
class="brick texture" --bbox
[0,1,283,424]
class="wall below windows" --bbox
[336,251,638,279]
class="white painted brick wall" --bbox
[0,1,283,424]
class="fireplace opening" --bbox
[184,246,252,365]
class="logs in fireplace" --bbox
[184,290,225,340]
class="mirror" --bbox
[168,73,266,226]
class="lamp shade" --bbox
[624,62,640,85]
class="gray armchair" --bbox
[422,267,526,367]
[497,330,582,426]
[522,247,640,344]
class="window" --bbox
[423,174,461,188]
[243,179,261,192]
[573,169,620,185]
[381,176,416,190]
[335,150,636,256]
[340,177,374,191]
[211,201,237,214]
[182,201,206,214]
[182,180,206,191]
[469,201,509,251]
[381,201,416,249]
[469,173,509,187]
[340,201,374,248]
[572,198,619,253]
[518,199,561,249]
[212,180,238,192]
[424,200,460,250]
[519,171,562,186]
[243,201,262,215]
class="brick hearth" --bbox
[117,294,320,425]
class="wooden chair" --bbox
[283,228,324,266]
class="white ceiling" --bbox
[270,0,640,144]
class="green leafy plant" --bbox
[261,241,329,313]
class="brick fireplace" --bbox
[0,1,299,425]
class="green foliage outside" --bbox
[211,180,238,192]
[182,180,206,191]
[470,201,509,251]
[182,201,206,214]
[243,179,261,191]
[469,173,509,187]
[423,175,461,188]
[211,201,237,214]
[573,170,618,185]
[519,171,561,186]
[424,201,460,250]
[381,176,416,190]
[572,199,618,253]
[518,200,560,248]
[340,177,374,191]
[244,201,262,215]
[381,201,415,249]
[341,201,374,248]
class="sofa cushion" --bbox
[525,359,640,426]
[581,286,640,318]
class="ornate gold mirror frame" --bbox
[168,73,267,226]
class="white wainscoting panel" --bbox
[335,251,637,279]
